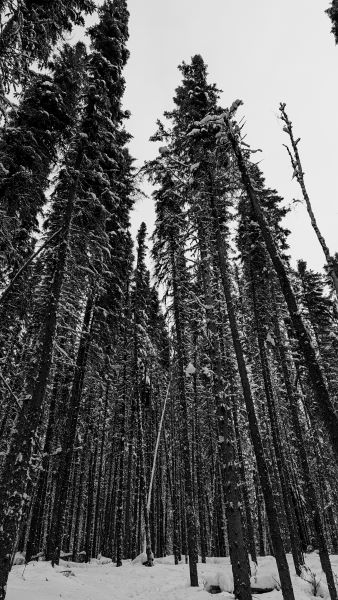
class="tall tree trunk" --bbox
[115,367,128,566]
[46,291,95,565]
[232,398,258,564]
[254,470,266,557]
[250,270,304,575]
[136,389,153,566]
[71,415,90,561]
[145,378,171,558]
[198,220,252,599]
[272,298,338,600]
[85,432,96,562]
[0,149,83,599]
[24,363,66,562]
[92,384,109,558]
[193,384,208,564]
[124,390,137,559]
[224,116,338,459]
[170,240,199,586]
[208,184,295,600]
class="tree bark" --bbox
[272,296,338,600]
[208,184,295,600]
[250,270,304,575]
[170,239,199,586]
[197,219,252,599]
[46,291,95,564]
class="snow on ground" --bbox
[6,553,338,600]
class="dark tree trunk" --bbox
[233,398,258,564]
[136,389,153,566]
[170,240,199,586]
[272,297,338,600]
[193,383,208,564]
[0,150,84,599]
[124,392,137,559]
[250,271,304,575]
[115,370,128,566]
[25,364,62,563]
[46,291,95,565]
[208,184,295,600]
[72,419,90,561]
[92,385,108,558]
[254,471,266,557]
[225,118,338,459]
[197,220,252,599]
[85,434,96,562]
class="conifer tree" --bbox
[44,0,133,565]
[0,42,87,282]
[0,0,132,593]
[159,55,253,599]
[0,0,94,91]
[132,222,154,566]
[237,175,305,576]
[221,106,338,460]
[207,180,295,600]
[152,171,199,587]
[297,261,338,411]
[1,6,338,600]
[326,0,338,42]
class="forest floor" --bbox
[6,553,338,600]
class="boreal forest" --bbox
[0,2,338,600]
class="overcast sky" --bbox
[88,1,338,272]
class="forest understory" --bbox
[0,1,338,600]
[5,554,338,600]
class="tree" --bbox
[152,172,199,587]
[326,0,338,42]
[0,42,87,281]
[237,174,305,575]
[221,105,338,460]
[279,103,338,301]
[0,0,94,91]
[44,0,133,565]
[159,55,253,599]
[0,0,132,593]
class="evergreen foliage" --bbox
[327,0,338,42]
[0,0,94,90]
[0,6,337,600]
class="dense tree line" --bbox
[0,3,337,600]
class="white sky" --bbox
[117,0,338,272]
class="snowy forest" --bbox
[0,1,338,600]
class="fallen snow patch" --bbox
[6,553,338,600]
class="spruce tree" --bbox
[221,106,338,460]
[149,59,296,599]
[0,42,87,282]
[44,0,133,564]
[152,172,199,586]
[237,175,305,576]
[326,0,338,42]
[132,222,154,566]
[0,0,94,90]
[297,261,338,412]
[165,55,253,599]
[0,0,132,592]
